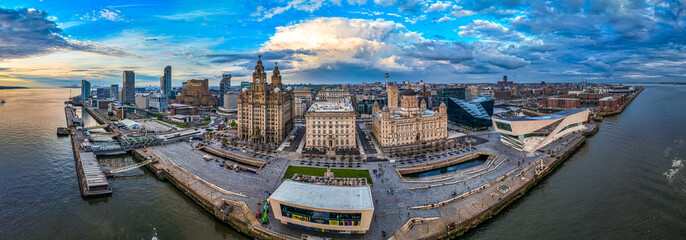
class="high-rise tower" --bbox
[160,66,172,97]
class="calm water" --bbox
[0,88,246,239]
[1,86,685,239]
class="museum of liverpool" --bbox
[492,109,590,152]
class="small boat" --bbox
[0,99,5,104]
[57,127,70,136]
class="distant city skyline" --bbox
[1,1,686,88]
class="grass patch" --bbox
[283,166,373,184]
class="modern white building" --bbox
[492,109,590,152]
[268,180,374,234]
[148,93,169,112]
[223,92,238,109]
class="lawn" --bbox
[283,166,373,184]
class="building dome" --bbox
[400,89,417,96]
[242,88,249,92]
[274,87,281,92]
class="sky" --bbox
[1,0,685,88]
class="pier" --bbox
[65,105,112,197]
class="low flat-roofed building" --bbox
[268,180,374,234]
[493,108,589,152]
[305,102,357,152]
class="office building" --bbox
[176,79,214,106]
[81,79,91,101]
[219,73,231,106]
[122,71,135,105]
[436,87,467,105]
[223,92,238,109]
[160,66,172,97]
[447,95,494,131]
[95,88,110,99]
[110,84,119,101]
[237,56,294,146]
[135,93,149,110]
[493,109,590,152]
[148,93,169,112]
[305,102,357,152]
[293,88,314,119]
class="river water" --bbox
[1,86,685,239]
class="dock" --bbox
[76,152,112,196]
[66,105,112,197]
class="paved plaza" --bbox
[147,124,593,240]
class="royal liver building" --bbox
[237,56,294,146]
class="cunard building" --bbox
[237,56,294,146]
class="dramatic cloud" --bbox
[248,17,530,74]
[0,7,132,60]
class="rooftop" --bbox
[496,108,586,122]
[269,180,374,211]
[308,102,354,112]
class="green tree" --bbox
[229,120,238,128]
[156,113,164,120]
[222,137,228,147]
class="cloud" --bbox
[0,7,133,60]
[435,15,454,22]
[260,17,421,71]
[255,0,331,21]
[427,1,451,12]
[580,56,614,77]
[79,9,123,21]
[374,0,399,7]
[450,6,476,18]
[458,20,531,43]
[157,9,230,21]
[247,17,530,75]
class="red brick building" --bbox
[541,97,581,109]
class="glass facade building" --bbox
[446,94,494,130]
[436,87,467,105]
[81,80,91,101]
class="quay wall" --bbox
[440,137,587,239]
[134,150,295,240]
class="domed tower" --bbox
[372,101,380,113]
[271,62,282,90]
[439,102,447,116]
[252,55,268,92]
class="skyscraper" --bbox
[219,73,231,107]
[160,66,172,97]
[110,84,119,101]
[81,79,91,101]
[123,71,135,105]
